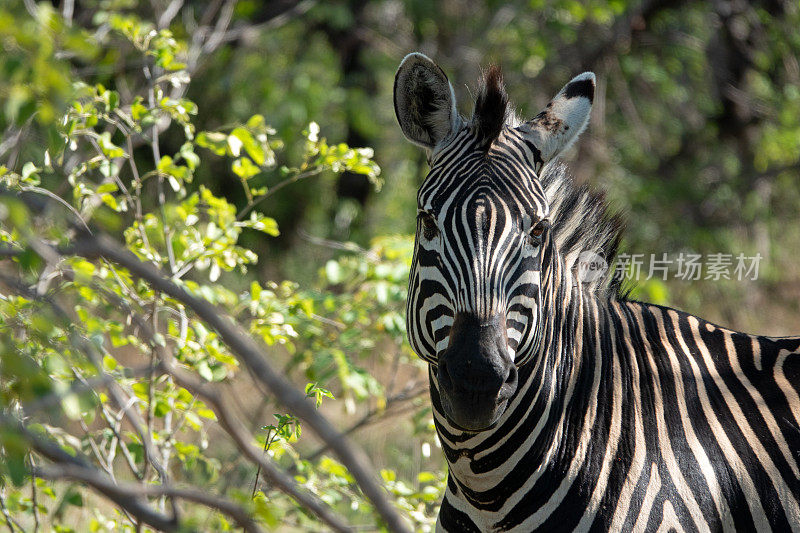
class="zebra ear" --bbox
[394,53,459,150]
[520,72,595,166]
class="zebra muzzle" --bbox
[436,312,518,431]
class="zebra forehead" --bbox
[418,159,549,219]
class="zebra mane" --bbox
[539,162,626,299]
[470,65,623,297]
[472,65,509,146]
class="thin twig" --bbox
[158,0,185,29]
[251,428,272,498]
[0,487,20,533]
[0,267,171,499]
[28,455,39,533]
[20,186,91,232]
[303,385,426,464]
[35,463,263,533]
[202,0,237,54]
[0,412,178,531]
[237,168,323,221]
[20,363,161,416]
[62,0,74,25]
[90,277,354,532]
[220,0,318,44]
[70,232,410,533]
[98,400,144,480]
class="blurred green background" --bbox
[1,0,799,530]
[4,0,800,332]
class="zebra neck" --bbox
[433,257,618,498]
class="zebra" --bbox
[393,52,800,532]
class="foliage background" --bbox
[0,0,798,531]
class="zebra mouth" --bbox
[438,388,511,432]
[442,397,510,432]
[432,312,519,432]
[433,364,517,432]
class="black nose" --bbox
[436,313,518,430]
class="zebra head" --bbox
[394,53,595,431]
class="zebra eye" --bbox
[419,212,439,240]
[527,220,548,245]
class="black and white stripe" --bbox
[394,53,800,531]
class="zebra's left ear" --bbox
[394,53,459,151]
[518,72,595,167]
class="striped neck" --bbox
[431,243,608,504]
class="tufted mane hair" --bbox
[471,64,625,298]
[472,65,509,146]
[539,163,627,299]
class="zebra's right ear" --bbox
[394,53,459,150]
[518,72,595,168]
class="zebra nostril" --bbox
[505,365,517,387]
[437,360,453,390]
[499,365,518,403]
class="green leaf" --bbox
[0,430,29,486]
[196,406,217,420]
[197,360,213,381]
[97,132,126,159]
[246,114,265,129]
[417,471,438,483]
[131,98,149,120]
[102,355,118,371]
[96,182,118,194]
[227,133,243,157]
[61,394,83,420]
[179,142,200,170]
[196,131,228,156]
[252,492,281,528]
[154,399,170,417]
[237,212,279,236]
[100,193,120,211]
[325,260,342,284]
[318,457,354,482]
[250,281,261,300]
[131,382,149,400]
[231,157,260,180]
[21,162,40,184]
[65,489,83,507]
[231,126,266,165]
[101,89,119,111]
[157,155,174,173]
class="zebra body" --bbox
[393,53,800,531]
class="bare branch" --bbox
[202,0,237,54]
[20,186,91,232]
[35,463,263,533]
[220,0,317,45]
[83,276,355,532]
[303,384,426,464]
[163,357,352,533]
[70,232,411,533]
[0,413,178,531]
[20,363,161,416]
[22,0,37,19]
[62,0,74,25]
[0,487,22,533]
[0,267,171,495]
[28,455,40,533]
[158,0,185,29]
